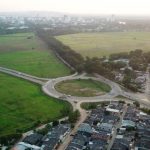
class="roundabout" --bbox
[42,72,125,111]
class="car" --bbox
[70,134,75,136]
[17,72,21,75]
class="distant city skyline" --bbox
[0,0,150,15]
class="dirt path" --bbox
[57,101,88,150]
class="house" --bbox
[78,123,92,135]
[106,107,120,113]
[87,139,108,150]
[91,132,109,141]
[66,133,89,150]
[135,76,146,84]
[23,133,43,146]
[15,142,41,150]
[99,123,113,133]
[113,59,129,64]
[111,139,130,150]
[122,120,135,128]
[41,124,70,150]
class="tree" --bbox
[140,108,150,115]
[52,120,59,126]
[69,110,80,123]
[119,100,125,104]
[93,120,99,126]
[124,68,136,79]
[129,49,143,58]
[60,106,72,116]
[122,75,131,87]
[46,124,52,129]
[133,101,140,107]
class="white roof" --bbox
[116,135,123,139]
[106,108,119,113]
[139,112,147,116]
[100,123,113,128]
[16,142,41,150]
[122,120,135,127]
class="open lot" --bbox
[0,33,70,78]
[56,32,150,58]
[55,79,111,97]
[0,73,71,136]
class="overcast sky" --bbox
[0,0,150,15]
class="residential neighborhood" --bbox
[14,124,71,150]
[1,1,150,150]
[12,101,150,150]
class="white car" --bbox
[17,72,21,75]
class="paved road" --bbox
[43,71,150,106]
[43,73,122,101]
[0,67,47,85]
[1,67,150,116]
[1,66,149,105]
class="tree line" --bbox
[36,29,84,72]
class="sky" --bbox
[0,0,150,15]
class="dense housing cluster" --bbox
[66,102,150,150]
[66,102,124,150]
[112,105,150,150]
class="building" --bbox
[15,142,41,150]
[122,120,135,128]
[99,123,113,133]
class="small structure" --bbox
[135,76,145,84]
[106,107,120,113]
[23,133,43,146]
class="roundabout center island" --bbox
[55,79,111,97]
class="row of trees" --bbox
[36,29,84,72]
[84,57,115,80]
[110,52,129,60]
[0,133,22,147]
[122,68,139,92]
[140,107,150,115]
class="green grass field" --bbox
[55,79,111,97]
[56,32,150,58]
[0,73,71,136]
[0,33,70,78]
